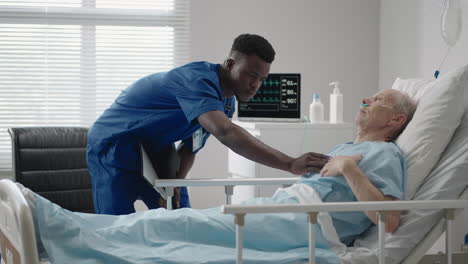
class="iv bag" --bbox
[441,0,463,46]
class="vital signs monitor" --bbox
[237,73,301,122]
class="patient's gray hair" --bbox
[391,90,417,139]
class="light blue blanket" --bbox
[29,190,339,264]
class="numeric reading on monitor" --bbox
[238,74,301,119]
[281,77,299,109]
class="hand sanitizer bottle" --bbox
[309,93,324,123]
[329,81,343,123]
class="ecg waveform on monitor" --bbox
[240,75,299,112]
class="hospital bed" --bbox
[3,131,468,264]
[2,128,468,264]
[2,68,468,264]
[139,66,468,263]
[145,155,468,262]
[0,179,467,264]
[1,159,468,264]
[150,170,468,264]
[222,193,468,264]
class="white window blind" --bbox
[0,0,190,171]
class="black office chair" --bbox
[8,127,95,213]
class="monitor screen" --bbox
[237,73,301,119]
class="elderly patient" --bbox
[21,89,416,263]
[294,88,416,246]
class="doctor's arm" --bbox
[321,155,401,233]
[197,110,329,175]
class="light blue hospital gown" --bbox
[28,141,406,264]
[299,141,406,246]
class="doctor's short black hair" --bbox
[231,34,275,63]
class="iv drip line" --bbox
[434,46,452,78]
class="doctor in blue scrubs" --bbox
[87,34,329,215]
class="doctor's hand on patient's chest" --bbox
[289,152,330,175]
[320,155,363,177]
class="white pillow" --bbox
[392,64,468,200]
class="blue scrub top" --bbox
[298,141,406,245]
[88,61,235,155]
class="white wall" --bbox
[379,0,468,252]
[188,0,380,208]
[0,171,12,180]
[379,0,468,89]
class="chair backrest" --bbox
[8,127,94,213]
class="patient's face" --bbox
[356,89,402,128]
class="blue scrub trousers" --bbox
[87,140,190,215]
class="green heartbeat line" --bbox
[263,97,280,103]
[248,97,281,103]
[263,80,280,86]
[258,90,280,94]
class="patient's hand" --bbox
[320,154,362,177]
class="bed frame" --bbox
[155,178,468,264]
[0,180,39,264]
[401,187,468,264]
[222,192,468,264]
[1,178,468,264]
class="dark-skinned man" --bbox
[87,34,329,215]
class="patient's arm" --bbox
[321,155,401,233]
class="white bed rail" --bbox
[221,200,468,264]
[153,177,298,210]
[0,180,39,264]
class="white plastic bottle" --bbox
[329,81,343,123]
[309,93,324,123]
